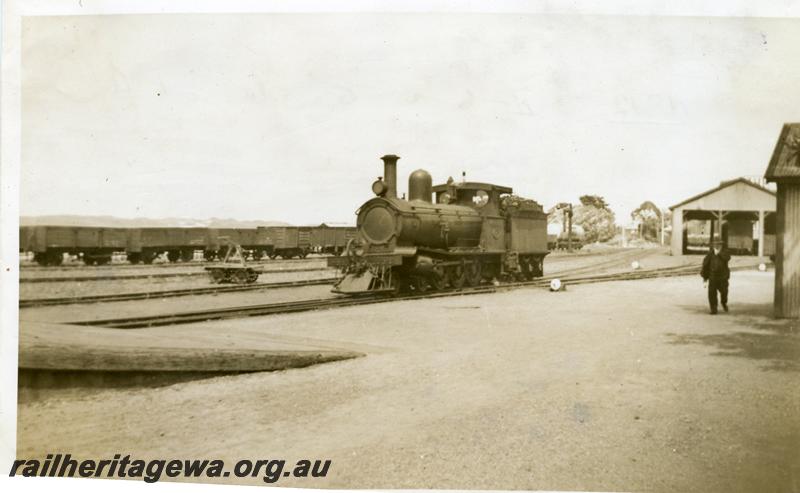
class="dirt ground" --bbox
[19,268,337,299]
[19,257,330,280]
[16,269,799,492]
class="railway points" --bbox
[54,260,764,329]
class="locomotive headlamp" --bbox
[372,178,388,197]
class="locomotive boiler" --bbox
[328,155,549,294]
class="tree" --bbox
[631,201,662,241]
[549,196,617,243]
[574,204,616,243]
[579,195,610,211]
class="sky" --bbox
[20,13,800,225]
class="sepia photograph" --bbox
[2,1,799,492]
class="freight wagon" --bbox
[127,227,209,263]
[258,226,312,259]
[19,224,349,265]
[310,224,358,255]
[20,225,130,265]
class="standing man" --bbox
[701,238,731,314]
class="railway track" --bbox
[77,263,757,329]
[546,248,660,278]
[18,249,648,284]
[20,266,333,283]
[19,252,664,308]
[19,278,338,308]
[20,250,663,307]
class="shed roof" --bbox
[669,177,776,210]
[765,123,800,182]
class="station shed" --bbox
[669,178,776,257]
[764,122,800,318]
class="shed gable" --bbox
[765,123,800,182]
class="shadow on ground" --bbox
[667,303,800,372]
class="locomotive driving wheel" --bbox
[447,263,467,289]
[465,259,482,287]
[429,265,447,291]
[412,276,429,293]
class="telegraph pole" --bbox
[567,204,573,252]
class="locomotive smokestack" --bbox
[380,154,399,199]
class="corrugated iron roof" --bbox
[765,123,800,182]
[669,177,776,210]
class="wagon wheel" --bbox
[142,253,156,264]
[208,269,226,284]
[301,250,309,259]
[96,256,111,266]
[83,256,95,266]
[232,269,249,284]
[465,259,482,287]
[127,252,142,264]
[447,263,467,289]
[251,250,263,261]
[246,270,260,283]
[49,253,63,266]
[429,265,447,291]
[203,250,216,261]
[167,250,181,263]
[181,250,194,262]
[267,252,278,260]
[534,258,544,277]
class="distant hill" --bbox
[19,215,291,228]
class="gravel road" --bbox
[16,270,798,492]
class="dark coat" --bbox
[701,249,731,281]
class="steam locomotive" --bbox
[328,155,549,294]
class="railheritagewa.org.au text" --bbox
[10,454,331,483]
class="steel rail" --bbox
[76,263,758,329]
[19,278,338,308]
[20,266,333,283]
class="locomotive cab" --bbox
[434,182,511,217]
